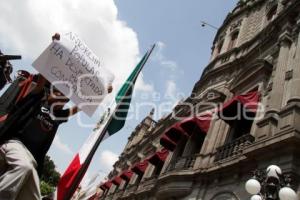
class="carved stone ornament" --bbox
[201,89,226,103]
[230,19,242,32]
[285,70,293,80]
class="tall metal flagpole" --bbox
[63,44,156,200]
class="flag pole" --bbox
[63,44,156,200]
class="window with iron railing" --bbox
[134,173,143,185]
[153,162,164,177]
[167,136,188,166]
[188,131,206,155]
[215,90,260,161]
[226,114,254,142]
[122,179,130,190]
[215,110,256,162]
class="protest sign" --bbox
[32,32,114,116]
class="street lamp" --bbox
[245,165,297,200]
[200,21,218,30]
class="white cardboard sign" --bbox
[32,32,114,117]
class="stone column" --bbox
[160,151,173,174]
[143,164,154,179]
[267,26,292,113]
[288,17,300,103]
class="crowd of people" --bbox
[0,34,113,200]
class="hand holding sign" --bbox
[32,32,115,116]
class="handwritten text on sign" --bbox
[32,32,114,116]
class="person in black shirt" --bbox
[0,33,113,200]
[0,73,80,200]
[16,86,77,175]
[0,34,69,200]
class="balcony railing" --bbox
[122,183,138,197]
[137,175,157,192]
[214,134,255,162]
[111,189,124,200]
[164,155,196,173]
[103,193,114,200]
[100,191,111,200]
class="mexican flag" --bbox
[56,45,155,200]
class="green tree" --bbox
[40,181,55,196]
[40,155,61,196]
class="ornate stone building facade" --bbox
[99,0,300,199]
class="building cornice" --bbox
[207,0,300,79]
[193,7,296,94]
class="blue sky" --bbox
[116,0,235,95]
[0,0,237,185]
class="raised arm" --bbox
[32,33,61,94]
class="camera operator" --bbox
[0,51,13,90]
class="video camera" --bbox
[0,50,21,90]
[0,54,22,63]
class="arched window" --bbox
[217,39,224,54]
[227,31,239,50]
[266,4,277,21]
[214,91,259,161]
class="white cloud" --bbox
[165,80,177,99]
[153,41,184,105]
[164,80,185,114]
[161,60,178,71]
[0,0,153,94]
[155,41,166,61]
[99,150,118,172]
[135,73,154,92]
[154,41,178,71]
[53,135,73,155]
[154,42,186,107]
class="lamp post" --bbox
[200,21,218,30]
[245,165,297,200]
